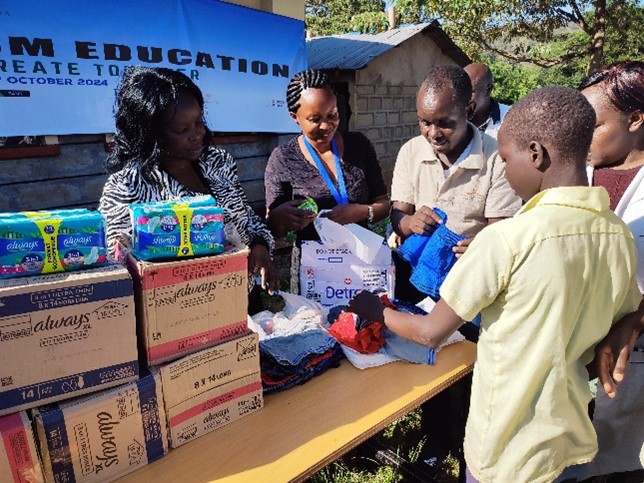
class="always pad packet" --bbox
[0,208,108,278]
[130,195,226,261]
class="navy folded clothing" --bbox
[259,328,343,394]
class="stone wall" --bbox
[350,32,460,190]
[0,133,289,214]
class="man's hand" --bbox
[407,206,442,235]
[595,307,643,399]
[452,237,474,258]
[347,290,386,323]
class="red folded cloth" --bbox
[328,311,385,354]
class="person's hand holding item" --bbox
[320,203,367,225]
[452,237,474,258]
[268,199,317,233]
[407,206,443,235]
[248,243,280,294]
[594,303,644,398]
[347,290,386,323]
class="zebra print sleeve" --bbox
[98,169,137,254]
[201,147,275,253]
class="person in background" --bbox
[577,60,644,480]
[464,62,510,139]
[98,66,278,313]
[348,86,642,483]
[389,63,521,474]
[391,64,521,303]
[264,69,390,293]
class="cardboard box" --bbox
[159,332,260,409]
[0,265,139,416]
[122,246,250,365]
[33,370,168,483]
[300,240,394,306]
[166,372,263,448]
[0,411,44,483]
[158,332,261,448]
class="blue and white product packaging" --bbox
[0,265,139,416]
[129,195,226,261]
[0,209,109,279]
[33,369,168,483]
[300,218,394,306]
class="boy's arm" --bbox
[347,291,464,349]
[595,296,644,399]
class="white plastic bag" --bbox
[314,216,385,264]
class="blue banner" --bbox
[0,0,306,135]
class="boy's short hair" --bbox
[502,86,596,163]
[419,64,472,109]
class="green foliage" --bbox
[602,1,644,62]
[306,0,386,36]
[393,0,644,74]
[310,462,404,483]
[351,11,390,33]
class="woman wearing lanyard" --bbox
[265,69,390,293]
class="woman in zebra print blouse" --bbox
[98,66,279,304]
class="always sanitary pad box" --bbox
[0,265,138,416]
[166,373,263,449]
[300,240,394,306]
[33,370,168,483]
[121,245,250,365]
[158,332,262,447]
[0,411,44,483]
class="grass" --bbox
[306,408,460,483]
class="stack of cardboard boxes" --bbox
[1,244,263,482]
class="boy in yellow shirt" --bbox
[348,86,642,483]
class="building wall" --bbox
[0,134,279,213]
[223,0,305,20]
[350,33,459,190]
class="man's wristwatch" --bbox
[366,204,375,224]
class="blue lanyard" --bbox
[302,136,349,205]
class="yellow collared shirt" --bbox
[441,186,641,483]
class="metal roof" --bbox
[307,21,470,70]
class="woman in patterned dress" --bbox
[99,67,278,309]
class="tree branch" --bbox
[450,21,587,68]
[568,0,590,33]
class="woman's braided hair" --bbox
[286,69,331,114]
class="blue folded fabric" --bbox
[398,208,466,299]
[259,328,338,366]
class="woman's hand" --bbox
[320,203,367,225]
[248,244,279,294]
[267,199,316,235]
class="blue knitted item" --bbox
[397,208,444,266]
[398,208,466,299]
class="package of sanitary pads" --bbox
[0,208,109,278]
[130,195,226,261]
